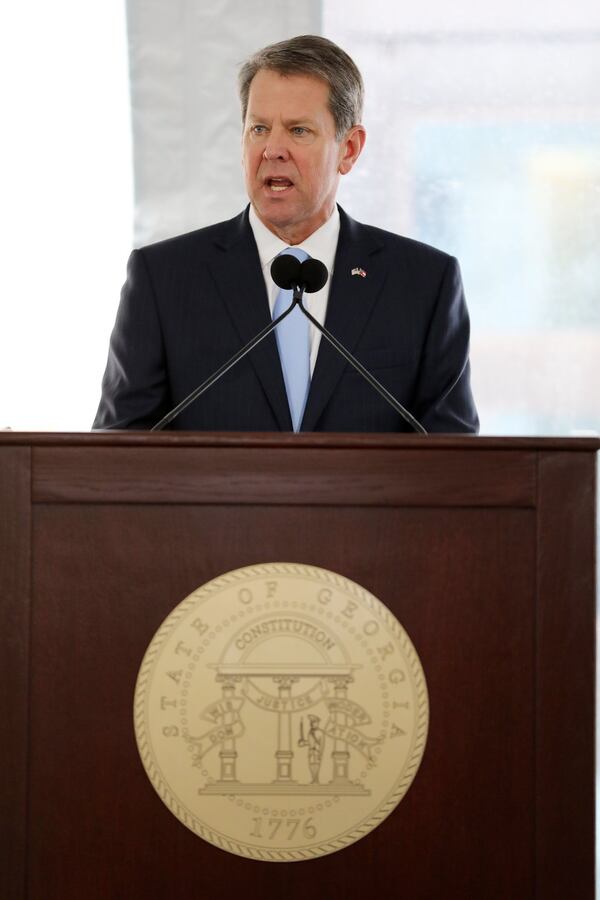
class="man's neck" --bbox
[251,205,336,246]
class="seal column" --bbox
[272,676,297,782]
[217,678,239,782]
[330,676,352,783]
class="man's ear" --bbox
[339,125,366,176]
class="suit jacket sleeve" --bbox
[93,249,171,429]
[411,255,479,434]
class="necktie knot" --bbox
[277,246,309,264]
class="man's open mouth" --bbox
[266,177,293,192]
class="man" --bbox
[93,35,478,433]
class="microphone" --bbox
[271,255,328,294]
[270,255,427,435]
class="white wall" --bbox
[325,0,600,434]
[1,1,133,430]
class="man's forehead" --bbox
[245,70,333,123]
[247,70,330,105]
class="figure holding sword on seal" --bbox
[298,715,324,784]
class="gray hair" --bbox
[239,35,364,141]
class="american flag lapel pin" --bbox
[351,267,367,278]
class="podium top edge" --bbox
[0,431,598,451]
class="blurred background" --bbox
[1,0,599,433]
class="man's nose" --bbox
[262,128,290,161]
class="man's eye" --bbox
[251,125,267,135]
[292,127,308,136]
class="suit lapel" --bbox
[209,210,292,430]
[301,208,387,431]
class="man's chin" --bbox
[250,198,329,244]
[252,201,300,233]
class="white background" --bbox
[1,0,598,434]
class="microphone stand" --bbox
[152,283,427,434]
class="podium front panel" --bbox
[1,434,596,900]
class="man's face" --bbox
[242,69,361,244]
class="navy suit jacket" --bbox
[93,206,478,433]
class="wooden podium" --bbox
[1,432,597,899]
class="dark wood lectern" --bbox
[1,433,597,899]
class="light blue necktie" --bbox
[272,247,310,431]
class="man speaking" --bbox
[93,35,479,433]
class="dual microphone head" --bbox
[270,254,328,295]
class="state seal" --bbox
[134,563,429,861]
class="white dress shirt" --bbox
[248,205,340,375]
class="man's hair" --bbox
[238,35,364,141]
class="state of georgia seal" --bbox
[134,563,429,861]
